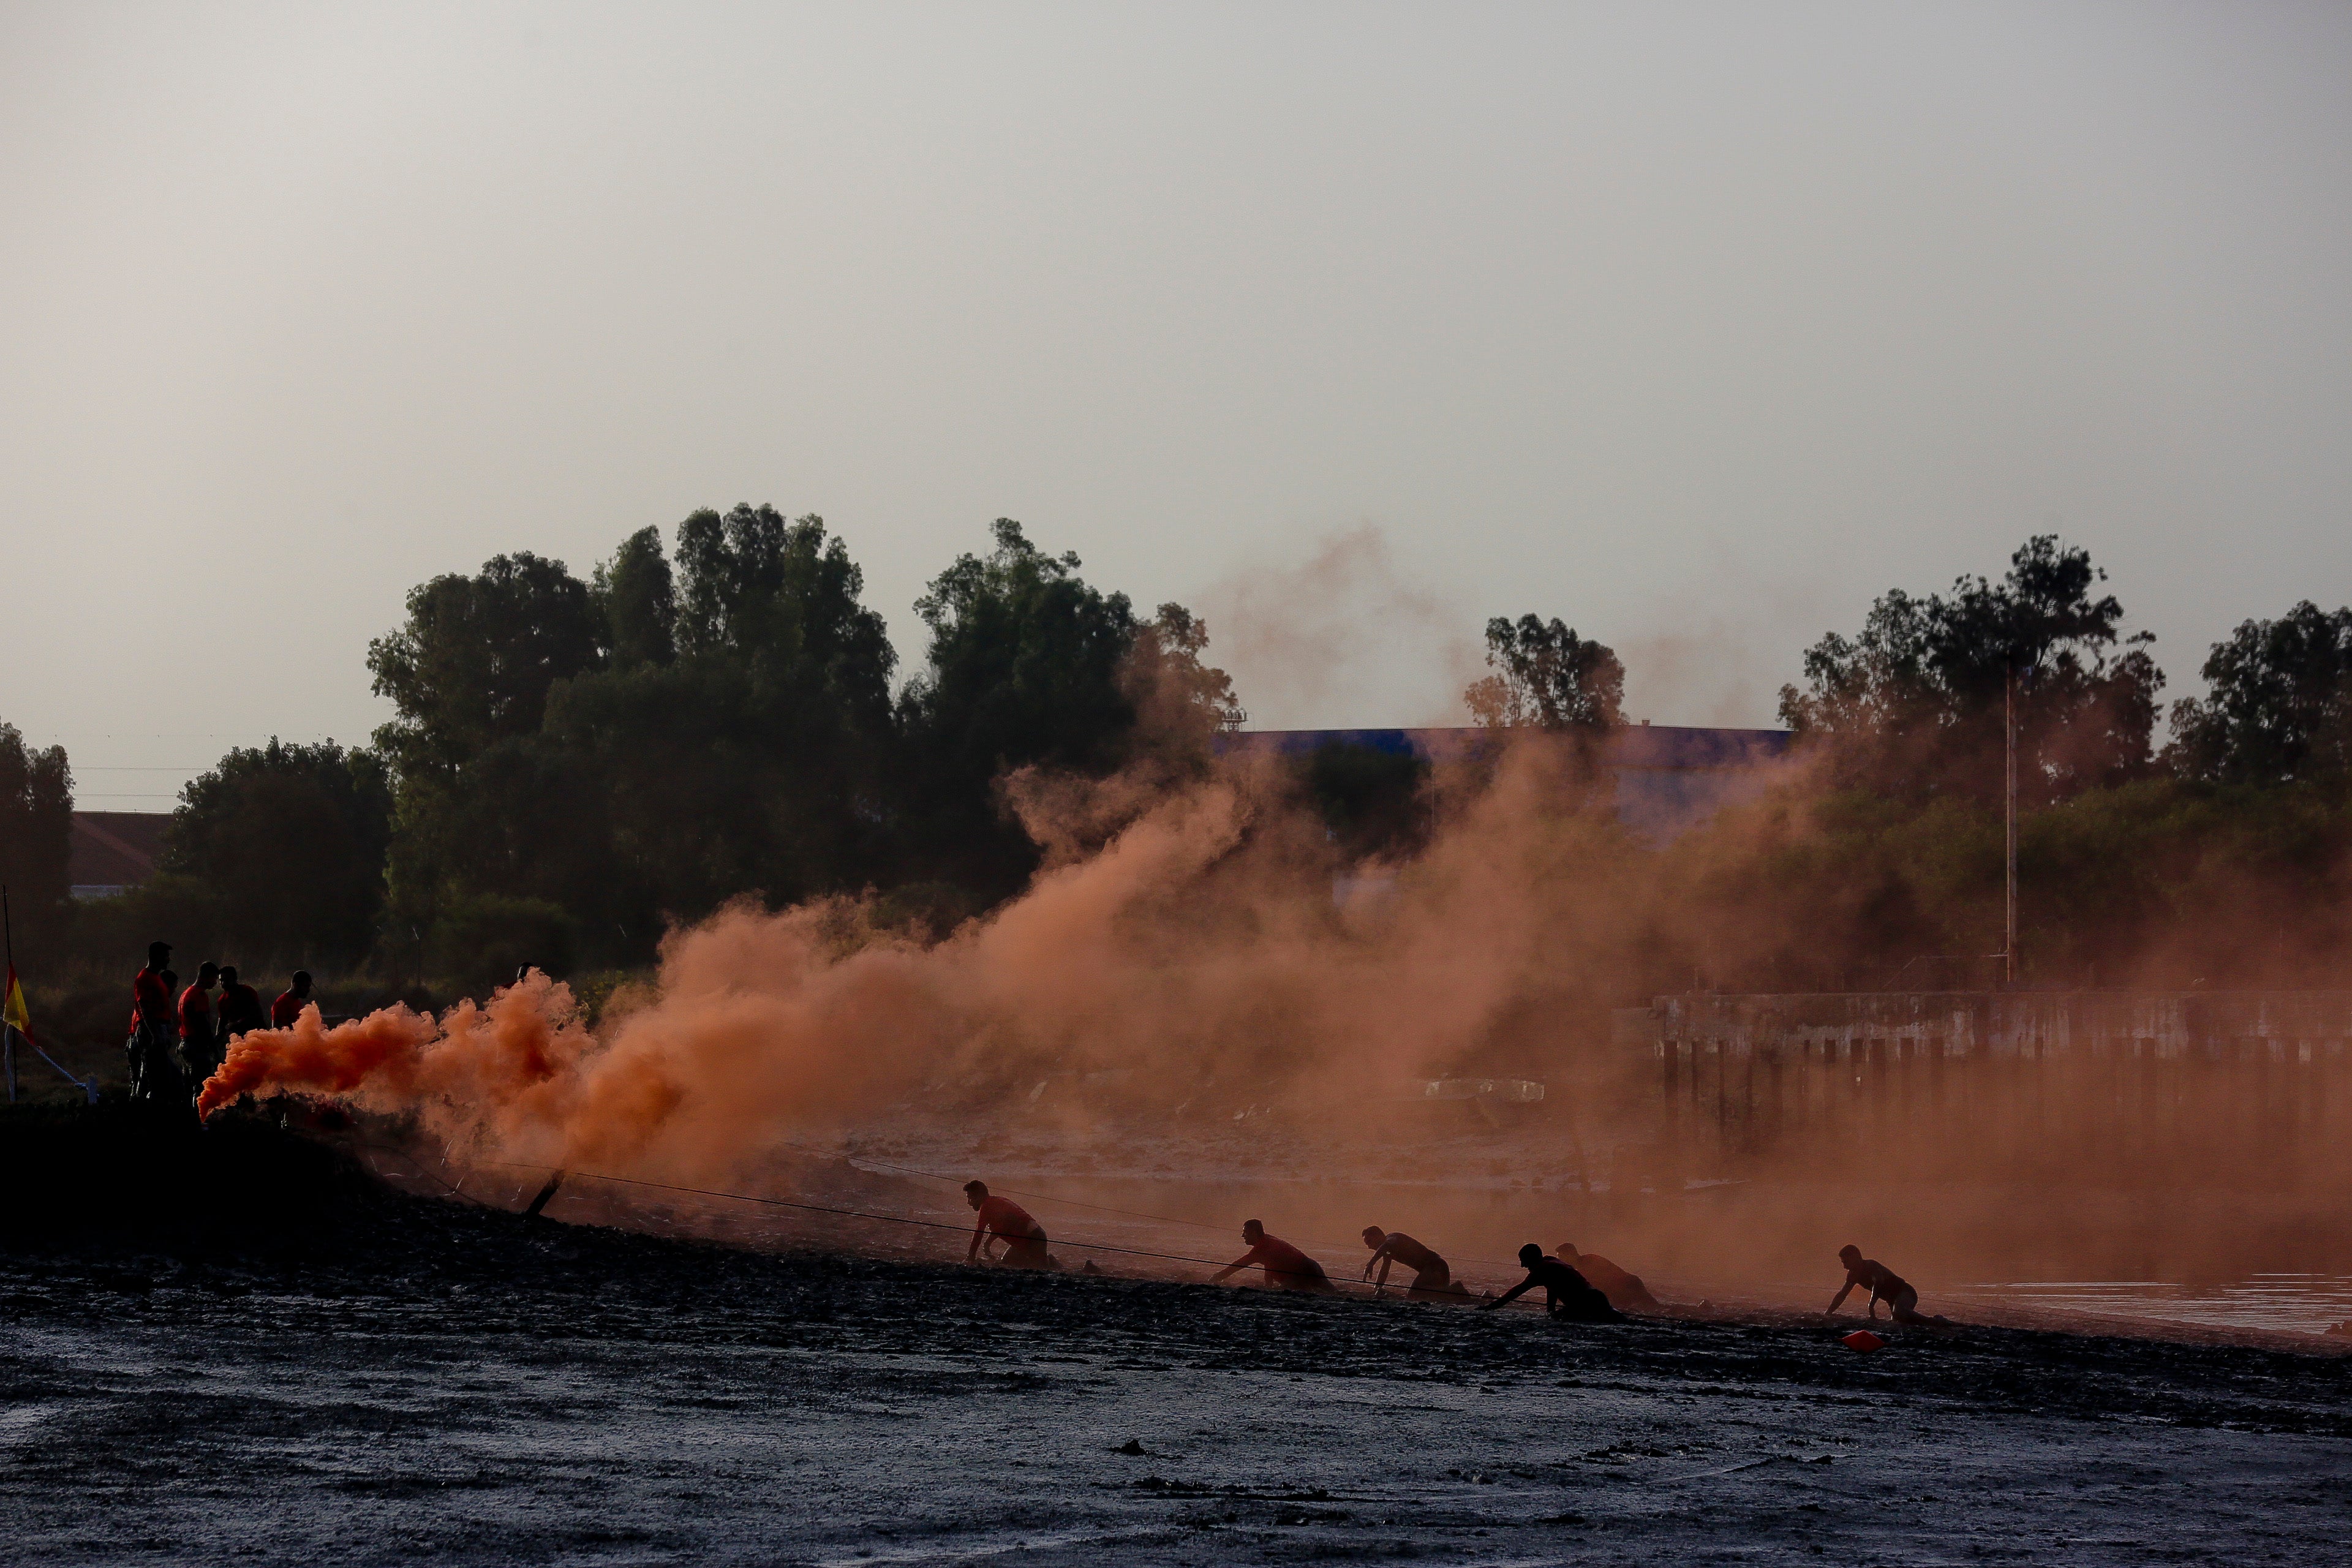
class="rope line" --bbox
[506,1160,1302,1275]
[360,1140,494,1207]
[824,1150,1234,1235]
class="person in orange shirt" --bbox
[271,970,314,1030]
[963,1180,1054,1268]
[127,940,176,1102]
[176,962,221,1098]
[1210,1220,1335,1293]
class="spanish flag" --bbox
[1,964,28,1041]
[4,963,92,1104]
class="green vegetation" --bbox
[1700,543,2352,990]
[2166,601,2352,785]
[1465,614,1624,732]
[9,510,1244,1005]
[1,523,2348,1051]
[1778,535,2163,802]
[0,723,72,967]
[371,507,905,989]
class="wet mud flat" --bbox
[7,1179,2352,1568]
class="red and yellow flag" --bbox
[1,964,28,1039]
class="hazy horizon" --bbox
[6,2,2349,807]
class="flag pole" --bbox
[0,884,91,1104]
[2,884,15,1102]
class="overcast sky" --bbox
[6,2,2349,807]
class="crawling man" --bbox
[1362,1227,1467,1300]
[1555,1242,1660,1313]
[1483,1244,1620,1322]
[1212,1220,1335,1293]
[964,1180,1054,1268]
[1826,1245,1952,1327]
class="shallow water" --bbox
[1942,1275,2352,1336]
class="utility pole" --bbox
[2004,665,2018,990]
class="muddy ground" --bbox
[4,1112,2351,1564]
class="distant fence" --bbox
[1611,991,2352,1189]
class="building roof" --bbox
[69,812,170,891]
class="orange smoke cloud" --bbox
[195,728,2352,1297]
[198,973,603,1166]
[197,742,1637,1186]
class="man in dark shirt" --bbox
[1483,1244,1619,1322]
[216,965,266,1041]
[271,970,315,1030]
[1555,1242,1661,1313]
[1826,1245,1952,1327]
[1361,1226,1464,1300]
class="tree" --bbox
[159,739,393,966]
[366,552,605,778]
[367,551,606,958]
[364,512,1232,972]
[899,519,1142,892]
[670,506,897,728]
[594,524,677,671]
[537,510,900,933]
[1779,536,2163,802]
[2166,601,2352,785]
[0,723,72,964]
[1465,615,1624,731]
[1123,602,1245,756]
[369,514,909,972]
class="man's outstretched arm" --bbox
[1211,1245,1269,1285]
[1482,1278,1536,1311]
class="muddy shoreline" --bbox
[6,1118,2351,1563]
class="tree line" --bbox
[7,511,1238,990]
[2,519,2348,997]
[1745,537,2352,988]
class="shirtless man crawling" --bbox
[1826,1245,1953,1327]
[964,1180,1055,1268]
[1210,1220,1336,1293]
[1361,1227,1468,1301]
